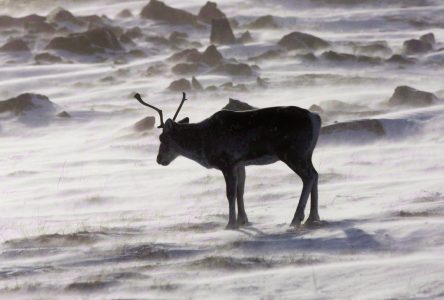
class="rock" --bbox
[220,82,247,92]
[351,41,392,56]
[192,77,203,90]
[172,63,203,75]
[256,76,267,88]
[200,44,223,66]
[213,63,253,76]
[125,27,143,39]
[0,93,55,115]
[321,119,385,137]
[238,31,253,43]
[134,116,155,131]
[278,31,329,51]
[247,15,278,29]
[388,85,440,107]
[168,78,192,91]
[248,49,282,62]
[57,111,71,118]
[146,62,167,76]
[420,33,435,45]
[197,1,226,24]
[35,52,63,64]
[0,39,30,52]
[146,35,171,46]
[320,51,382,65]
[222,98,256,111]
[205,85,218,91]
[46,27,123,55]
[24,20,55,34]
[169,31,188,45]
[403,39,433,54]
[117,9,133,18]
[210,18,236,44]
[140,0,199,26]
[47,7,87,29]
[169,48,201,61]
[386,54,416,64]
[0,14,45,28]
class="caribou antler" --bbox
[172,92,187,121]
[134,93,164,128]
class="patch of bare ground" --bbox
[4,231,107,248]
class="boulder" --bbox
[321,119,385,137]
[197,1,226,24]
[125,27,143,39]
[0,14,45,28]
[0,39,30,52]
[168,48,201,61]
[117,9,133,18]
[248,49,282,61]
[192,76,204,90]
[213,63,253,76]
[210,18,236,44]
[247,15,278,29]
[238,31,253,43]
[420,33,435,45]
[200,44,223,66]
[278,31,329,51]
[134,116,155,131]
[57,111,71,118]
[0,93,55,115]
[24,20,55,33]
[35,52,63,64]
[172,62,202,75]
[46,27,123,55]
[386,54,416,64]
[222,98,256,111]
[47,7,87,28]
[388,86,440,107]
[168,78,192,91]
[320,50,382,65]
[140,0,199,26]
[351,41,392,56]
[403,38,433,54]
[169,31,188,45]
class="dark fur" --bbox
[157,106,321,229]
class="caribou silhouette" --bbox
[135,92,321,229]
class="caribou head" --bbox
[134,92,189,166]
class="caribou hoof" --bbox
[290,219,302,227]
[225,221,239,230]
[237,215,249,227]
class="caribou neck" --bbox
[174,123,207,165]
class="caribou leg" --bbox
[282,157,317,227]
[222,167,238,229]
[306,173,321,226]
[236,165,249,226]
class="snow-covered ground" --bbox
[1,0,444,298]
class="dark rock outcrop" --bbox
[169,45,223,67]
[420,33,435,45]
[192,77,204,90]
[212,63,253,76]
[168,78,192,91]
[198,1,227,24]
[222,98,257,111]
[388,86,440,107]
[247,49,282,62]
[46,27,123,55]
[57,111,71,118]
[0,93,55,115]
[140,0,199,26]
[278,31,329,51]
[134,116,155,131]
[210,18,236,44]
[47,7,87,29]
[0,39,30,52]
[320,51,382,65]
[0,14,45,28]
[238,31,253,43]
[172,62,203,75]
[117,9,133,18]
[386,54,416,64]
[321,119,385,138]
[403,39,433,54]
[35,52,63,64]
[247,15,278,29]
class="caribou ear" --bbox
[178,117,189,124]
[164,119,174,132]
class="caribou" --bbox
[134,92,321,229]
